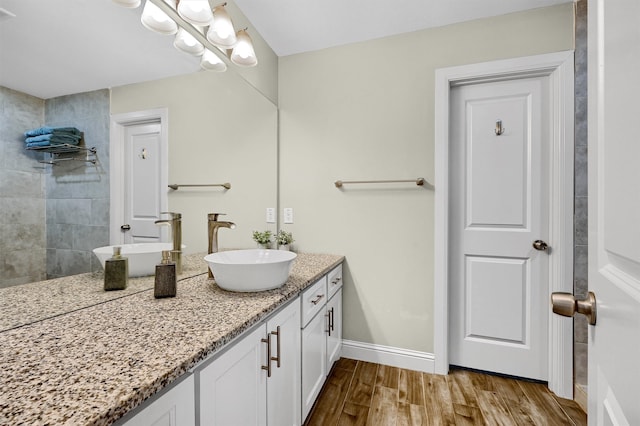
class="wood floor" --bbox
[304,358,587,426]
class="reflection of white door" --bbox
[449,77,549,380]
[110,109,168,246]
[587,0,640,423]
[123,122,163,244]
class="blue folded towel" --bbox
[24,126,81,137]
[25,133,81,145]
[26,141,55,148]
[24,126,54,137]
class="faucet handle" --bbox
[208,213,226,221]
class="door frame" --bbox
[109,108,169,244]
[433,51,575,398]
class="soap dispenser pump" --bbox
[154,250,177,298]
[104,246,128,291]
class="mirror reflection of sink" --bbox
[204,249,297,292]
[93,243,186,277]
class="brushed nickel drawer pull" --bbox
[261,335,272,377]
[271,326,281,368]
[311,294,324,305]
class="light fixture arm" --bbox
[148,0,232,68]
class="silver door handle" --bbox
[121,224,131,231]
[551,291,596,325]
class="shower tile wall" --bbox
[0,87,46,288]
[45,90,110,278]
[574,0,588,389]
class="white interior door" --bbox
[123,122,164,244]
[449,77,550,380]
[587,0,640,424]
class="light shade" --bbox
[206,5,237,48]
[177,0,213,26]
[230,29,257,67]
[141,0,178,35]
[174,27,205,56]
[113,0,141,8]
[201,49,227,72]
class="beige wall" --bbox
[111,70,278,254]
[278,4,574,353]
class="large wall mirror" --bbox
[0,0,278,328]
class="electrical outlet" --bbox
[266,208,276,223]
[284,208,294,224]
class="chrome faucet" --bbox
[155,212,182,273]
[208,213,235,278]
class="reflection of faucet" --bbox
[155,212,182,273]
[208,213,235,278]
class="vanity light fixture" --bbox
[206,4,237,48]
[201,49,227,72]
[174,27,205,56]
[113,0,258,71]
[141,0,178,35]
[177,0,214,27]
[230,29,258,67]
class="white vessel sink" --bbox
[204,249,297,292]
[93,243,186,277]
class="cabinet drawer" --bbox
[327,264,343,299]
[300,276,327,327]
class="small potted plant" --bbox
[276,230,294,251]
[252,230,272,249]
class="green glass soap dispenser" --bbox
[104,246,128,291]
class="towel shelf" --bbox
[29,144,98,166]
[334,178,429,188]
[168,183,231,190]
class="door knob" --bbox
[121,224,131,231]
[551,291,597,325]
[533,240,549,251]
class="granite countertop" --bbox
[0,252,344,425]
[0,253,209,332]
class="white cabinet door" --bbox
[301,309,327,421]
[199,325,267,426]
[266,301,301,426]
[120,375,195,426]
[326,288,342,370]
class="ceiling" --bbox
[0,0,572,100]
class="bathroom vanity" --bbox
[0,252,343,425]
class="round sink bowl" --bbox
[204,249,297,292]
[93,243,186,277]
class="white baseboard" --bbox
[341,340,435,374]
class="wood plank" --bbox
[552,393,588,426]
[489,375,539,425]
[476,389,517,426]
[466,369,495,392]
[305,367,354,426]
[452,403,485,426]
[397,402,428,426]
[367,385,398,426]
[376,364,399,389]
[517,380,571,426]
[399,369,424,405]
[448,369,480,408]
[344,361,378,407]
[423,373,456,426]
[337,402,369,426]
[335,357,358,372]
